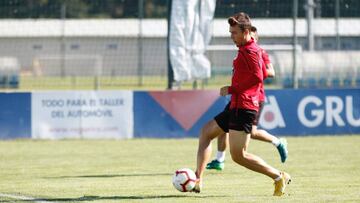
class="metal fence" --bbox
[0,0,359,90]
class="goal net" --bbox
[32,55,103,77]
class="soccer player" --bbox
[206,26,288,171]
[193,12,291,196]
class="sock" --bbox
[216,151,225,162]
[272,138,281,147]
[274,175,282,181]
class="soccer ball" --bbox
[172,168,197,192]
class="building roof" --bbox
[0,18,358,38]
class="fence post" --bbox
[138,0,144,86]
[292,0,299,89]
[60,4,66,78]
[167,0,174,90]
[306,0,315,51]
[335,0,341,50]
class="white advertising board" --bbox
[32,91,133,139]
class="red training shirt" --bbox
[228,38,263,111]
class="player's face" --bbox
[229,26,247,46]
[229,25,243,46]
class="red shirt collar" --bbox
[237,37,255,49]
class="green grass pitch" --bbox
[0,136,360,202]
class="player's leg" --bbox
[206,103,230,171]
[251,125,272,142]
[217,132,228,152]
[229,129,291,196]
[251,127,288,163]
[228,109,291,196]
[196,120,224,177]
[206,133,228,170]
[251,102,288,162]
[229,129,281,178]
[193,119,225,192]
[250,102,276,143]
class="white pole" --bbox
[293,0,299,89]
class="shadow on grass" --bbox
[3,194,227,202]
[47,173,172,179]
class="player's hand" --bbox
[220,86,229,96]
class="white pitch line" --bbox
[0,193,52,203]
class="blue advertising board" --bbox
[261,89,360,135]
[134,90,229,138]
[0,93,31,139]
[134,89,360,138]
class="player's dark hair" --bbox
[250,26,257,32]
[228,12,252,31]
[250,26,259,41]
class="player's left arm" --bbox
[262,49,275,77]
[266,63,275,78]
